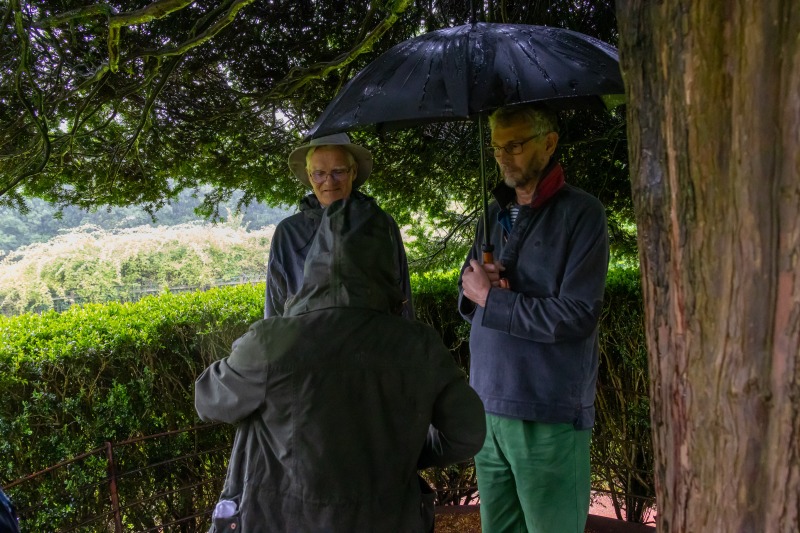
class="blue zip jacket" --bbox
[458,169,609,430]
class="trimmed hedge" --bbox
[1,268,653,527]
[0,285,263,477]
[1,285,263,530]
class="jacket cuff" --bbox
[458,292,477,321]
[481,288,515,333]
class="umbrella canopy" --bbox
[306,22,624,261]
[307,22,624,138]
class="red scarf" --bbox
[531,163,566,208]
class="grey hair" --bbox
[488,104,559,136]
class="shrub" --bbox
[411,269,478,505]
[0,224,274,316]
[0,285,263,476]
[1,267,654,526]
[0,284,263,530]
[411,269,471,372]
[592,267,655,522]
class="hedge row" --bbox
[0,268,652,528]
[0,285,262,477]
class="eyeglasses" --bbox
[309,167,352,184]
[486,133,547,157]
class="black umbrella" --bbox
[307,22,624,261]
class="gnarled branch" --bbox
[128,0,256,62]
[264,0,414,99]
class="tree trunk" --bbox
[615,1,800,531]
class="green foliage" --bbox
[0,285,262,467]
[0,284,263,530]
[2,0,423,210]
[1,265,653,524]
[2,1,635,268]
[0,223,273,315]
[559,107,638,264]
[411,269,478,504]
[411,269,471,373]
[592,266,655,522]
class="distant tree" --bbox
[0,189,291,255]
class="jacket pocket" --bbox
[211,514,240,532]
[210,499,241,532]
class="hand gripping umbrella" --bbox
[306,22,624,263]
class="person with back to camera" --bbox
[197,196,486,532]
[265,133,414,320]
[459,103,610,533]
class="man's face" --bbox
[308,146,356,207]
[491,119,557,191]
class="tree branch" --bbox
[409,206,480,268]
[128,0,257,62]
[3,0,50,197]
[110,0,195,27]
[35,0,230,72]
[0,1,13,43]
[108,0,197,72]
[69,72,111,143]
[264,0,414,99]
[111,55,182,183]
[36,4,114,28]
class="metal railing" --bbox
[4,422,655,531]
[4,424,233,532]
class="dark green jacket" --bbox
[264,191,414,320]
[196,197,485,532]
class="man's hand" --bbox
[482,260,506,287]
[462,259,504,307]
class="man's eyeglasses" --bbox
[309,167,352,184]
[486,133,547,157]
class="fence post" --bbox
[105,441,124,533]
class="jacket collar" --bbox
[300,190,371,219]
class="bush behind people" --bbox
[0,268,652,527]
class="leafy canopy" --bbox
[1,0,635,266]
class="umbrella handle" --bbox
[481,249,510,289]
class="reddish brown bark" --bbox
[615,1,800,531]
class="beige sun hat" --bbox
[288,133,373,189]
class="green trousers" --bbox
[474,414,591,533]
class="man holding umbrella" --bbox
[459,103,609,533]
[265,133,414,319]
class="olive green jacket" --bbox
[196,197,485,532]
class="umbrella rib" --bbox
[307,22,624,136]
[505,26,559,96]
